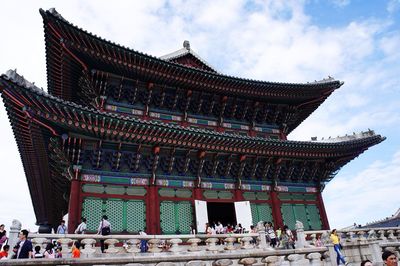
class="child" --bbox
[55,247,62,258]
[0,245,9,259]
[71,241,80,258]
[34,245,44,258]
[43,243,55,258]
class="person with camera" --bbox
[13,229,33,259]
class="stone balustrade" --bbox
[2,220,399,265]
[0,246,328,265]
[304,227,400,245]
[303,227,400,265]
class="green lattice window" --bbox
[278,193,317,201]
[160,201,192,234]
[250,203,273,224]
[158,188,192,198]
[281,204,322,230]
[203,190,233,199]
[243,192,269,200]
[81,197,146,233]
[82,198,103,232]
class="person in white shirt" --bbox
[97,215,111,253]
[56,220,67,234]
[216,221,224,234]
[74,218,87,234]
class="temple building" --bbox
[0,9,385,234]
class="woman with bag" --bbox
[97,215,111,253]
[330,229,348,265]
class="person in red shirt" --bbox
[71,241,80,258]
[0,244,9,259]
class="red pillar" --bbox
[146,185,160,234]
[270,190,283,228]
[316,192,330,229]
[234,189,244,201]
[193,187,203,200]
[68,178,81,234]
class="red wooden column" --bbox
[270,190,284,228]
[234,189,244,201]
[193,187,203,200]
[146,185,160,234]
[68,169,81,233]
[316,192,330,229]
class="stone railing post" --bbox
[369,241,383,264]
[307,252,322,266]
[81,238,97,256]
[213,259,233,266]
[206,237,221,252]
[31,237,49,250]
[295,220,306,248]
[367,229,377,240]
[326,244,337,266]
[105,238,119,253]
[168,238,183,253]
[7,219,21,258]
[310,233,317,246]
[287,254,300,266]
[378,230,386,241]
[238,257,257,266]
[148,238,162,253]
[241,236,253,249]
[387,230,396,241]
[57,237,72,255]
[187,238,201,252]
[256,221,268,249]
[262,256,279,266]
[187,261,207,266]
[224,237,236,250]
[125,239,140,253]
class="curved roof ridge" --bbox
[160,40,219,73]
[40,8,343,89]
[311,130,385,143]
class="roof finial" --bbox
[183,40,190,50]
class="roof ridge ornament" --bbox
[4,69,44,92]
[48,8,66,22]
[183,40,190,51]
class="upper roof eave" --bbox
[40,8,344,92]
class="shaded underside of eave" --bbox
[1,75,385,161]
[40,8,342,104]
[0,90,69,226]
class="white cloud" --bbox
[331,0,351,8]
[387,0,400,14]
[324,150,400,228]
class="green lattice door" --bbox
[160,201,192,234]
[81,197,146,233]
[82,198,103,232]
[250,203,273,224]
[126,200,146,232]
[281,204,322,230]
[306,204,322,229]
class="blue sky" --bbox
[0,0,399,231]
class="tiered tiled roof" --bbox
[40,8,343,133]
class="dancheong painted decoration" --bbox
[0,8,385,234]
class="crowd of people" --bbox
[199,221,297,250]
[0,215,111,260]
